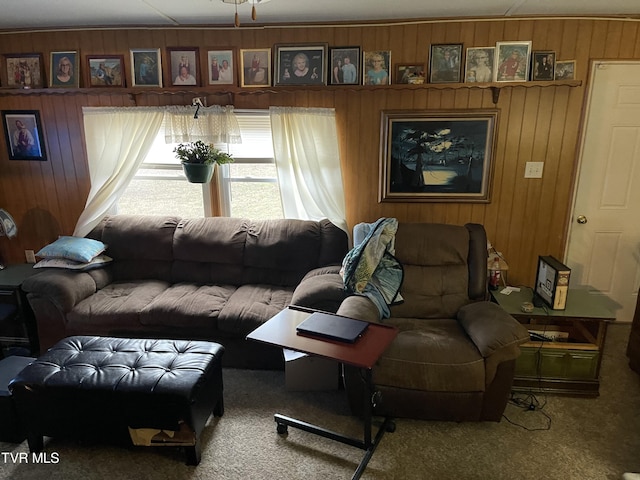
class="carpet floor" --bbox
[1,323,638,480]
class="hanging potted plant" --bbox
[173,140,234,183]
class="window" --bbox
[117,110,283,220]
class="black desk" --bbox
[0,264,39,357]
[247,306,398,480]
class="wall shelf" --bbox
[0,79,583,104]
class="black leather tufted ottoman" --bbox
[9,336,224,465]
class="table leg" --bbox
[274,367,395,479]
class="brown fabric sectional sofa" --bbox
[22,215,349,369]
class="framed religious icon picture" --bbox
[130,48,162,87]
[429,44,462,84]
[167,47,200,87]
[50,51,79,88]
[494,41,531,82]
[86,55,126,87]
[240,48,271,87]
[2,110,47,161]
[3,53,45,89]
[274,43,328,86]
[207,48,237,86]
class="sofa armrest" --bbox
[336,295,382,323]
[456,301,530,359]
[22,270,98,313]
[290,266,347,312]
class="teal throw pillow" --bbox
[36,236,107,263]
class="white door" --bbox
[566,61,640,323]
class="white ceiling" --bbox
[1,0,639,31]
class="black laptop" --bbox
[296,312,369,343]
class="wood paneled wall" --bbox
[1,18,640,285]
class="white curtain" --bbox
[269,107,347,233]
[164,105,241,144]
[74,105,242,237]
[74,107,164,237]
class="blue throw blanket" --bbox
[341,218,404,318]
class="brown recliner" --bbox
[338,222,530,422]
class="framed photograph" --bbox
[3,53,44,88]
[532,51,555,81]
[429,44,462,84]
[240,48,271,87]
[2,110,47,161]
[130,48,162,87]
[464,47,495,83]
[396,64,426,85]
[207,49,236,85]
[50,51,79,88]
[363,51,391,85]
[167,47,199,86]
[86,55,125,87]
[274,43,328,86]
[329,47,360,85]
[555,60,576,80]
[494,41,532,82]
[379,109,498,203]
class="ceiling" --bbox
[1,0,639,31]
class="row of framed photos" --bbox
[0,41,576,90]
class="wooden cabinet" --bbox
[626,290,640,374]
[491,287,615,396]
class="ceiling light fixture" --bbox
[220,0,271,28]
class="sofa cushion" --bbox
[389,223,471,319]
[172,217,247,284]
[218,284,293,335]
[140,283,237,330]
[99,215,178,282]
[373,318,485,392]
[67,280,169,334]
[242,219,323,286]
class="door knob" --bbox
[577,215,588,224]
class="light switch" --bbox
[525,162,544,178]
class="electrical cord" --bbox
[501,288,552,430]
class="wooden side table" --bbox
[0,264,40,357]
[491,287,615,396]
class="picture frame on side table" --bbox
[429,44,462,83]
[240,48,271,87]
[494,41,532,82]
[50,51,79,88]
[274,43,328,86]
[86,55,126,87]
[3,53,45,89]
[207,48,236,85]
[464,47,494,83]
[555,60,576,80]
[2,110,47,161]
[531,51,555,81]
[396,64,426,85]
[329,47,360,85]
[363,51,391,85]
[167,47,199,86]
[130,48,162,87]
[379,109,498,203]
